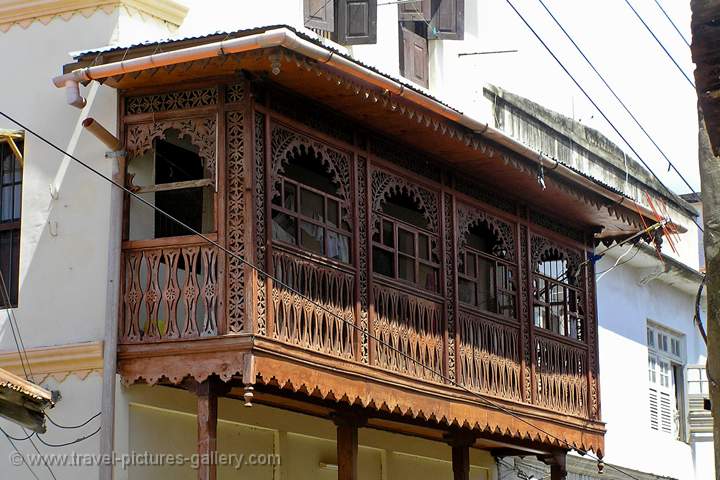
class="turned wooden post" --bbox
[444,430,475,480]
[332,412,367,480]
[197,379,219,480]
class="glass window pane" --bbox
[284,183,297,211]
[459,278,476,305]
[300,221,324,255]
[398,255,415,283]
[467,253,476,277]
[328,231,350,263]
[300,188,324,221]
[13,185,20,220]
[372,247,394,277]
[382,220,394,247]
[1,186,12,222]
[419,264,438,292]
[271,211,297,245]
[498,293,516,318]
[398,228,414,255]
[419,234,429,261]
[327,198,339,227]
[534,306,546,328]
[458,252,465,275]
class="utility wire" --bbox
[504,0,703,234]
[22,431,57,480]
[536,0,700,202]
[1,428,40,480]
[35,425,101,448]
[45,411,101,430]
[0,428,35,442]
[0,267,35,382]
[653,0,691,49]
[0,109,643,480]
[623,0,695,88]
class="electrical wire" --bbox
[653,0,691,48]
[596,246,640,280]
[1,428,40,480]
[0,428,35,442]
[0,268,35,382]
[536,0,700,201]
[694,274,708,345]
[623,0,695,88]
[35,425,101,448]
[22,431,58,480]
[45,411,101,430]
[0,108,645,480]
[504,0,704,234]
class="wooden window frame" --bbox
[372,211,440,293]
[0,138,22,308]
[458,247,517,320]
[271,174,353,265]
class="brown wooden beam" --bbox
[444,430,476,480]
[197,379,219,480]
[331,412,367,480]
[538,450,567,480]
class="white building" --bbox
[0,1,712,479]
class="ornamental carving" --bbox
[357,156,370,363]
[226,83,245,104]
[226,110,245,334]
[444,193,456,382]
[255,112,268,336]
[125,87,217,115]
[519,225,532,403]
[270,124,352,226]
[126,117,217,178]
[456,202,516,261]
[370,168,439,233]
[530,234,583,277]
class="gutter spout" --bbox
[64,80,86,109]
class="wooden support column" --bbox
[538,450,567,480]
[331,412,367,480]
[444,430,476,480]
[197,379,219,480]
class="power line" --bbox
[623,0,695,88]
[1,428,40,480]
[0,109,643,480]
[22,431,58,480]
[0,268,35,382]
[35,425,101,448]
[536,0,700,202]
[504,0,704,234]
[46,411,101,430]
[653,0,691,49]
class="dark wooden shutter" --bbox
[400,26,429,88]
[398,0,431,22]
[336,0,377,44]
[430,0,464,40]
[304,0,335,32]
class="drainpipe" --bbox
[53,27,661,231]
[82,118,123,480]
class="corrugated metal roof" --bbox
[69,24,458,112]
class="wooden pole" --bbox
[197,379,218,480]
[444,430,475,480]
[538,450,567,480]
[332,412,366,480]
[697,106,720,475]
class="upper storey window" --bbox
[126,120,217,241]
[372,190,439,292]
[532,238,584,341]
[458,219,516,319]
[271,142,352,264]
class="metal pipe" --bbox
[54,27,660,227]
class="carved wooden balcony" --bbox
[115,79,605,457]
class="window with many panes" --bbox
[271,151,351,264]
[532,249,584,340]
[0,137,22,307]
[372,191,439,292]
[647,322,685,438]
[458,220,516,319]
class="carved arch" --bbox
[456,203,516,261]
[530,234,583,279]
[125,117,217,178]
[370,167,439,233]
[270,124,352,223]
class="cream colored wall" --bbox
[117,384,496,480]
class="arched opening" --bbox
[533,248,584,340]
[271,146,351,264]
[458,219,516,318]
[372,189,439,292]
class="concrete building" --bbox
[0,1,711,480]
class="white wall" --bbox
[596,249,709,480]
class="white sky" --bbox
[178,0,700,194]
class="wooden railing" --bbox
[120,237,220,343]
[119,242,592,420]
